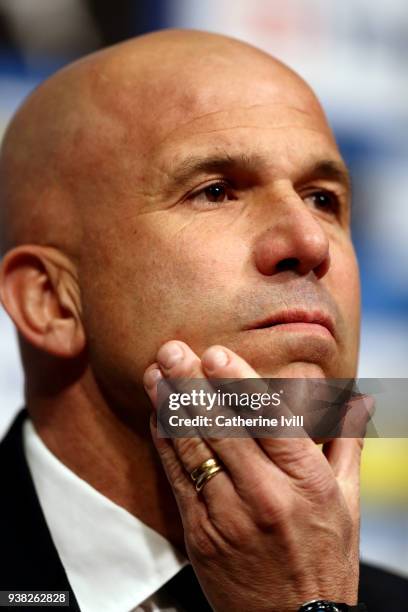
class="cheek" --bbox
[327,240,361,365]
[136,220,244,303]
[84,222,244,361]
[331,244,360,321]
[135,222,257,359]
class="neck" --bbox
[27,367,185,553]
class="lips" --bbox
[247,309,336,338]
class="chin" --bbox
[227,332,357,379]
[268,362,327,378]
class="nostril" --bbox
[276,257,299,272]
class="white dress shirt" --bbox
[23,419,188,612]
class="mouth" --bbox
[246,309,336,339]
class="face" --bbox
[75,44,360,409]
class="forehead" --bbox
[84,46,340,191]
[152,68,328,145]
[150,96,339,190]
[157,102,332,150]
[90,42,329,138]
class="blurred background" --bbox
[0,0,407,576]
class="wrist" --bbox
[297,600,367,611]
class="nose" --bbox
[253,194,330,279]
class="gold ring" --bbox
[190,458,223,492]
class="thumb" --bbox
[323,395,375,513]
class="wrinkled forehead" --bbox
[87,44,332,159]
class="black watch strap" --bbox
[298,600,367,611]
[337,605,367,611]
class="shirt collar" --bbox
[23,418,187,612]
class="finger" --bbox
[143,362,164,406]
[151,415,236,508]
[323,396,375,480]
[153,342,280,503]
[157,340,207,380]
[144,355,209,436]
[144,359,203,424]
[150,415,253,551]
[201,347,329,479]
[323,437,364,482]
[322,437,363,518]
[201,344,264,379]
[338,394,375,439]
[200,345,302,495]
[322,396,374,514]
[144,364,193,437]
[149,415,204,518]
[143,362,199,438]
[145,345,235,505]
[155,340,218,417]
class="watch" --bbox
[298,600,367,611]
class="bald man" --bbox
[0,29,406,612]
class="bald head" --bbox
[0,29,321,260]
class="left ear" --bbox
[0,244,86,358]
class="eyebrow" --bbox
[165,152,351,193]
[167,152,266,188]
[303,160,351,191]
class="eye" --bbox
[188,181,236,206]
[304,190,340,215]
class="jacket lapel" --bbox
[0,409,81,610]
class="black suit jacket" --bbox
[1,409,407,611]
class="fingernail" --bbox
[202,347,229,371]
[143,367,163,389]
[157,342,184,369]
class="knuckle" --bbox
[216,514,253,547]
[171,375,200,393]
[268,441,318,478]
[170,470,189,496]
[248,483,292,529]
[277,442,313,470]
[319,478,339,502]
[176,438,205,467]
[302,470,338,502]
[354,436,365,452]
[187,521,219,560]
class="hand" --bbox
[143,341,371,612]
